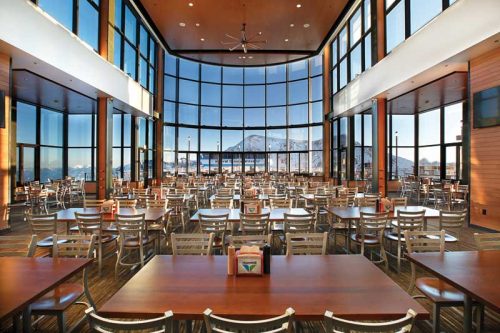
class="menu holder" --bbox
[236,246,263,276]
[244,202,262,215]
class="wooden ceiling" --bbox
[138,0,351,66]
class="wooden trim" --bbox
[376,0,386,62]
[155,48,165,180]
[323,47,331,181]
[0,53,11,231]
[99,0,111,60]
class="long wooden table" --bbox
[407,250,500,333]
[99,255,428,321]
[190,208,309,223]
[0,257,92,328]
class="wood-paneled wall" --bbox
[0,53,10,232]
[470,47,500,231]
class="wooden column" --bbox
[322,47,331,181]
[155,48,165,181]
[0,53,11,232]
[99,0,111,61]
[376,0,386,62]
[372,99,387,196]
[97,98,113,199]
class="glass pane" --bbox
[268,153,277,172]
[210,154,220,173]
[310,151,323,174]
[386,0,397,9]
[137,118,146,148]
[288,127,308,151]
[123,148,131,180]
[244,67,265,84]
[179,59,199,80]
[139,25,148,56]
[164,53,177,76]
[332,67,338,94]
[446,146,457,179]
[392,114,414,146]
[364,0,371,32]
[139,57,148,88]
[124,42,137,79]
[163,151,175,174]
[364,33,372,70]
[354,147,363,180]
[418,109,440,146]
[222,85,243,107]
[201,64,221,83]
[201,107,221,127]
[311,76,323,101]
[178,79,199,104]
[22,147,35,182]
[267,129,286,151]
[386,1,405,53]
[164,76,177,101]
[113,32,122,68]
[288,60,308,80]
[255,154,265,172]
[278,153,288,172]
[266,83,286,106]
[223,67,243,84]
[200,129,220,151]
[310,125,323,150]
[245,108,265,127]
[78,0,99,50]
[311,101,323,123]
[290,153,299,173]
[233,154,242,173]
[418,146,440,178]
[244,130,265,151]
[364,114,372,146]
[445,102,463,143]
[222,130,243,152]
[177,152,187,174]
[331,39,338,65]
[310,55,323,77]
[289,104,308,125]
[124,5,137,44]
[16,102,37,144]
[267,107,286,127]
[288,79,308,104]
[244,85,265,107]
[339,27,348,58]
[39,0,73,30]
[340,117,348,147]
[200,153,209,173]
[68,148,92,180]
[114,0,122,28]
[339,59,347,89]
[40,147,63,182]
[123,114,131,146]
[163,126,175,150]
[164,101,176,123]
[350,44,362,80]
[112,114,122,146]
[40,109,63,146]
[222,108,243,127]
[299,152,308,173]
[410,0,442,34]
[364,147,373,179]
[178,127,198,151]
[266,65,286,83]
[201,83,221,106]
[68,114,92,146]
[350,8,362,47]
[354,115,362,146]
[178,103,198,126]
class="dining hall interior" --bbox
[0,0,499,332]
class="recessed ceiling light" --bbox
[179,22,186,27]
[188,2,194,7]
[284,39,289,42]
[195,23,200,27]
[303,23,310,28]
[296,4,302,8]
[200,38,205,41]
[290,24,295,27]
[248,56,253,59]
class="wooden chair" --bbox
[0,235,37,257]
[116,199,137,208]
[474,232,500,250]
[435,210,467,247]
[30,234,96,333]
[171,233,214,256]
[83,199,105,208]
[391,197,408,208]
[324,309,416,333]
[217,188,234,196]
[286,232,328,255]
[85,307,173,332]
[327,197,350,253]
[270,197,292,209]
[405,230,483,333]
[146,199,170,253]
[114,214,155,276]
[239,212,271,235]
[203,307,295,333]
[229,234,272,249]
[356,196,378,207]
[76,212,117,275]
[211,197,233,209]
[311,195,330,232]
[166,197,187,233]
[199,213,229,255]
[351,212,389,270]
[385,210,425,272]
[27,213,67,248]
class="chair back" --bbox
[171,233,214,255]
[83,199,105,208]
[404,230,445,254]
[75,212,103,236]
[391,197,408,207]
[211,197,233,209]
[146,199,167,209]
[324,309,416,333]
[270,197,292,209]
[28,213,58,236]
[230,235,272,249]
[203,307,295,333]
[240,213,270,235]
[199,214,229,237]
[329,197,348,207]
[286,232,328,255]
[358,212,389,241]
[439,210,466,230]
[53,234,96,258]
[284,213,314,233]
[116,199,137,208]
[0,235,37,257]
[356,196,378,207]
[217,188,234,196]
[115,214,146,240]
[396,210,425,232]
[85,307,173,333]
[474,233,500,251]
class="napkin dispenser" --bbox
[100,200,116,213]
[236,245,263,276]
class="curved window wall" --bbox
[163,55,324,175]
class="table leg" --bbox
[173,319,179,333]
[346,219,351,254]
[464,294,473,333]
[22,305,31,333]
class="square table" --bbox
[99,255,428,321]
[0,257,92,329]
[407,250,500,333]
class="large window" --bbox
[68,114,95,180]
[331,0,373,95]
[112,113,132,180]
[36,0,100,51]
[163,54,324,174]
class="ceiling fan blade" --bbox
[220,41,239,45]
[242,43,248,53]
[247,40,267,44]
[225,34,240,41]
[247,43,262,50]
[229,44,240,52]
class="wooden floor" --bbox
[1,199,500,333]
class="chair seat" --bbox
[148,223,165,231]
[37,237,68,248]
[350,233,379,245]
[31,283,83,312]
[330,222,350,230]
[123,235,155,248]
[385,231,406,242]
[100,234,118,243]
[416,277,465,304]
[426,233,458,242]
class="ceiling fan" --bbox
[221,23,267,53]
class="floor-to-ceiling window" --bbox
[112,112,132,180]
[68,114,95,180]
[354,112,373,180]
[162,54,324,175]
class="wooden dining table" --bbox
[99,255,428,322]
[190,208,309,223]
[56,207,169,233]
[0,257,92,331]
[406,250,500,333]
